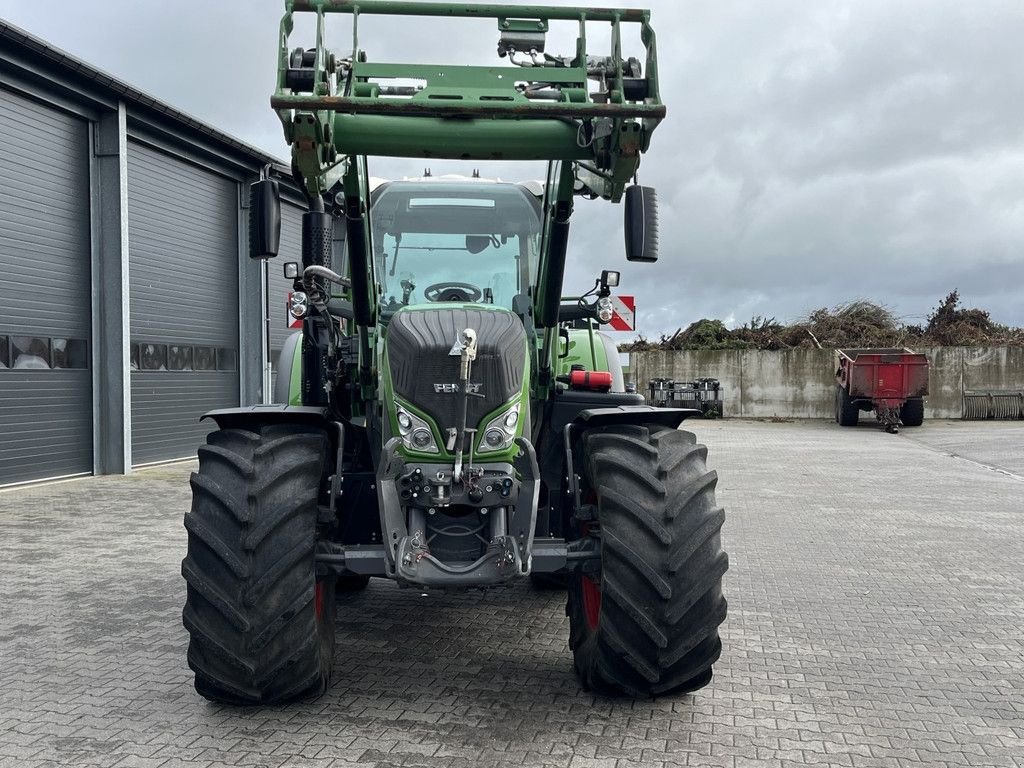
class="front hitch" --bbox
[376,437,540,588]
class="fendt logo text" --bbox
[433,383,483,394]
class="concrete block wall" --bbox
[630,347,1024,419]
[922,347,964,418]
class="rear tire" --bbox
[567,425,728,697]
[836,386,859,427]
[181,425,335,704]
[900,398,925,427]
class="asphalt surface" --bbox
[1,419,1022,768]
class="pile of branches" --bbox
[622,291,1024,351]
[794,301,905,349]
[913,290,1024,346]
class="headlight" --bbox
[411,428,434,450]
[395,405,439,454]
[596,296,613,324]
[484,428,506,448]
[289,291,309,320]
[477,403,520,453]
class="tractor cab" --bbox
[370,176,541,317]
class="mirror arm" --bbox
[558,301,595,323]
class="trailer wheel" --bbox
[836,387,859,427]
[900,398,925,427]
[181,425,335,704]
[567,425,728,696]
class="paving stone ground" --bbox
[1,419,1022,768]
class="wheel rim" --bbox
[579,494,602,631]
[314,581,325,621]
[582,575,601,630]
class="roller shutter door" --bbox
[267,201,303,397]
[0,88,92,486]
[128,141,239,464]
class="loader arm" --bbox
[274,0,665,397]
[274,0,663,199]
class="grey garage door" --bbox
[267,201,304,396]
[128,141,240,465]
[0,87,92,486]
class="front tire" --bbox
[567,425,728,696]
[181,425,335,704]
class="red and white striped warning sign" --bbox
[609,295,635,331]
[286,292,302,329]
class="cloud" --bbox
[4,0,1022,334]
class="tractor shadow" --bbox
[329,577,573,688]
[194,578,708,756]
[320,578,697,739]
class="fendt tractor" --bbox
[181,0,728,704]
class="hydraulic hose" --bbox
[452,329,478,482]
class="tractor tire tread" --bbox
[567,424,728,697]
[181,424,333,705]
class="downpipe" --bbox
[300,208,333,406]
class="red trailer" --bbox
[834,348,929,432]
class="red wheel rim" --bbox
[579,496,602,631]
[582,575,601,630]
[314,581,325,621]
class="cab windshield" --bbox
[371,181,541,312]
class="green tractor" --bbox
[182,0,727,704]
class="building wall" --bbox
[630,347,1024,419]
[0,86,93,484]
[0,23,293,483]
[126,139,243,464]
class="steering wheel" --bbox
[423,281,483,302]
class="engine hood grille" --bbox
[386,307,527,435]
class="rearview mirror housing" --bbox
[465,235,491,254]
[624,185,659,263]
[249,178,281,259]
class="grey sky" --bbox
[3,0,1022,337]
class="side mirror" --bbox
[624,185,659,263]
[249,178,281,259]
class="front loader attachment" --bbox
[274,0,664,202]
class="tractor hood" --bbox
[384,306,528,455]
